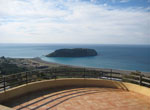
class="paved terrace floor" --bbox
[3,87,150,110]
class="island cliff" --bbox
[46,48,98,57]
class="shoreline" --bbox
[31,57,150,75]
[1,56,149,76]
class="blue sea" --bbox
[0,43,150,72]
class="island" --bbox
[46,48,98,57]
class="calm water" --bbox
[0,43,150,72]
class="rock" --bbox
[46,48,98,57]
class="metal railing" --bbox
[0,68,150,91]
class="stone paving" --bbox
[3,87,150,110]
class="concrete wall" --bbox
[0,105,15,110]
[0,78,150,104]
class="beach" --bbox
[0,56,150,76]
[31,57,150,76]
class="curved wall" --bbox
[0,78,150,103]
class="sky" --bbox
[0,0,150,44]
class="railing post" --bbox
[55,72,56,80]
[139,74,142,86]
[121,73,123,82]
[101,71,103,79]
[99,71,103,79]
[110,69,112,80]
[99,71,101,79]
[26,72,28,84]
[53,68,56,80]
[3,75,6,91]
[84,68,86,79]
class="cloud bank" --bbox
[0,0,150,44]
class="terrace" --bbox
[0,68,150,110]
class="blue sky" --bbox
[0,0,150,44]
[93,0,150,8]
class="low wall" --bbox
[0,105,15,110]
[0,78,150,104]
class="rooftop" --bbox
[2,87,150,110]
[0,67,150,110]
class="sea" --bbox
[0,43,150,72]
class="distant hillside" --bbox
[0,57,28,75]
[46,48,98,57]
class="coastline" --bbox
[31,57,150,76]
[1,56,149,76]
[1,44,149,73]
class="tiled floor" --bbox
[3,87,150,110]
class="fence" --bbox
[0,67,150,91]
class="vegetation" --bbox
[46,48,98,57]
[0,56,28,75]
[0,62,27,75]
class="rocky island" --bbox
[46,48,98,57]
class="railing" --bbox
[0,67,150,91]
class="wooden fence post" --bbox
[3,75,6,91]
[110,69,112,80]
[54,68,56,80]
[84,68,85,79]
[26,72,28,84]
[99,71,101,78]
[139,74,142,86]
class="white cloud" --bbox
[111,0,130,3]
[120,0,130,3]
[0,0,150,44]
